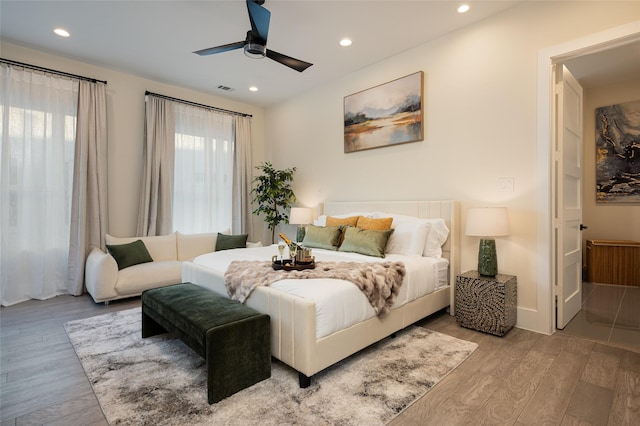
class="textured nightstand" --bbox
[455,271,517,336]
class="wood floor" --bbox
[1,294,639,425]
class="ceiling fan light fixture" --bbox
[244,43,266,59]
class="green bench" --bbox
[141,283,271,403]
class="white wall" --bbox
[264,1,640,333]
[582,78,640,247]
[0,41,267,240]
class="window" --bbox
[172,103,234,234]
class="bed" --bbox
[181,200,459,387]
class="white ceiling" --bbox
[1,1,638,107]
[563,39,640,89]
[1,0,521,106]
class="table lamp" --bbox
[289,207,312,242]
[465,207,510,277]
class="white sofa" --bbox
[85,232,237,304]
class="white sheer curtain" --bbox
[0,65,79,306]
[172,103,234,234]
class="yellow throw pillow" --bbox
[326,216,360,227]
[357,216,393,230]
[326,216,361,246]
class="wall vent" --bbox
[217,85,233,91]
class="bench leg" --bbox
[298,372,311,388]
[206,315,271,404]
[141,309,167,338]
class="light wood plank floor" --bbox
[1,294,639,425]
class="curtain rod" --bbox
[0,58,107,84]
[145,91,252,118]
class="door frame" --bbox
[536,21,640,335]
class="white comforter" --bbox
[191,245,449,339]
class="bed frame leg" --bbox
[298,372,311,388]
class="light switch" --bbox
[498,177,514,192]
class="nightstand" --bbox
[455,270,517,336]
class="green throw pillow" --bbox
[215,233,248,251]
[301,225,343,250]
[338,227,394,258]
[106,239,153,270]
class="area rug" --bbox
[65,307,477,426]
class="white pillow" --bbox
[371,212,430,257]
[422,218,449,258]
[370,213,450,258]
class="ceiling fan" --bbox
[194,0,313,73]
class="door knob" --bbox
[580,224,588,230]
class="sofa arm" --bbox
[85,247,119,303]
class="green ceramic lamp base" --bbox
[296,226,306,243]
[478,238,498,277]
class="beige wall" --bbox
[264,2,640,333]
[0,41,267,240]
[582,79,640,247]
[2,1,638,333]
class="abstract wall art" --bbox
[595,99,640,203]
[344,71,423,153]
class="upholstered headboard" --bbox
[323,200,460,299]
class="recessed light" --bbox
[457,4,470,14]
[339,38,352,47]
[249,86,258,92]
[54,28,70,37]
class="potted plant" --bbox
[251,162,297,244]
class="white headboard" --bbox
[323,200,460,303]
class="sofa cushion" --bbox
[106,233,177,261]
[215,233,248,251]
[106,239,153,270]
[115,260,183,295]
[176,232,218,261]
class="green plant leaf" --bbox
[251,162,297,243]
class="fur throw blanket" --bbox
[224,261,406,317]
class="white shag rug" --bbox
[65,307,477,426]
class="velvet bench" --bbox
[141,283,271,403]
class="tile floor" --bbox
[560,281,640,353]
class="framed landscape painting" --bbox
[344,71,423,153]
[595,99,640,203]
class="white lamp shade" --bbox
[289,207,312,225]
[465,207,510,237]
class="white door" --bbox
[554,65,584,329]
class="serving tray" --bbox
[272,256,315,271]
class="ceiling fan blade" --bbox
[194,41,246,56]
[266,49,313,72]
[247,0,270,43]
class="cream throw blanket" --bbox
[224,261,406,317]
